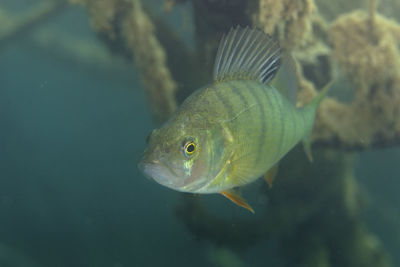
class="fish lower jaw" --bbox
[186,184,233,194]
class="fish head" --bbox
[139,114,230,193]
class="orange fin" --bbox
[265,164,279,188]
[220,190,254,213]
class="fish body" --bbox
[180,79,318,194]
[139,26,328,212]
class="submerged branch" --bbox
[0,0,68,50]
[123,0,177,123]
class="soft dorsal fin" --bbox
[213,26,281,84]
[271,53,298,105]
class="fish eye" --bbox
[183,140,196,157]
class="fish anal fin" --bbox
[265,163,279,188]
[220,190,254,213]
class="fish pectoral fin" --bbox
[265,163,279,188]
[220,190,254,213]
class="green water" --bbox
[1,1,399,266]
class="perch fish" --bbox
[139,26,329,213]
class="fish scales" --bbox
[200,79,310,191]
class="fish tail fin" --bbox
[302,80,333,162]
[308,80,333,110]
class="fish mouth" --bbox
[138,159,183,189]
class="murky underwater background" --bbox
[1,0,400,266]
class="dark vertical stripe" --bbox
[300,108,308,137]
[286,106,296,149]
[242,81,266,165]
[229,82,249,108]
[271,89,284,161]
[213,84,234,119]
[258,84,274,161]
[259,84,273,108]
[291,108,297,147]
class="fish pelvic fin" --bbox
[220,189,254,213]
[213,26,281,85]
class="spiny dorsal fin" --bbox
[213,26,281,84]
